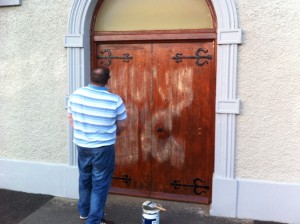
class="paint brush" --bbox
[144,201,166,211]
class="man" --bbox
[67,66,127,224]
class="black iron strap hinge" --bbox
[97,49,133,66]
[172,48,212,66]
[171,178,209,195]
[112,174,131,184]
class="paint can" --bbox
[142,201,160,224]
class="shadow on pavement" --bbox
[0,189,53,224]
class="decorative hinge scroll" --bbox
[171,178,209,195]
[97,49,133,66]
[172,48,212,66]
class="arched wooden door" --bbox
[91,0,216,204]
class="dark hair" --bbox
[90,66,110,85]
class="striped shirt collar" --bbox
[88,84,108,91]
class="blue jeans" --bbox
[77,145,115,224]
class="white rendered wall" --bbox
[236,1,300,183]
[0,0,71,163]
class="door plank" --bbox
[96,43,152,195]
[150,42,215,203]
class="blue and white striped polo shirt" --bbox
[68,84,127,148]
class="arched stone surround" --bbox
[64,0,242,217]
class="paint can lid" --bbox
[142,201,162,212]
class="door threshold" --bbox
[110,187,210,204]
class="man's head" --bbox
[90,66,110,86]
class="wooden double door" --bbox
[95,41,215,204]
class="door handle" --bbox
[156,127,163,132]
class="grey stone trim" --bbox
[64,0,98,166]
[216,99,240,114]
[211,0,241,217]
[218,29,242,44]
[213,0,241,179]
[0,0,21,6]
[64,34,84,48]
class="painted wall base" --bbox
[211,175,300,224]
[1,158,300,224]
[210,175,238,217]
[0,159,79,199]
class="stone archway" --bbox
[64,0,242,217]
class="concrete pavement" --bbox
[0,189,284,224]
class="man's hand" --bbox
[67,113,74,128]
[116,119,126,135]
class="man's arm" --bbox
[116,119,126,135]
[67,113,74,128]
